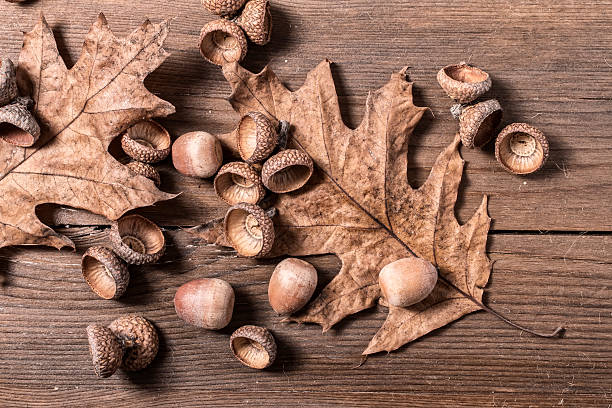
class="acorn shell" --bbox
[495,123,549,175]
[201,0,247,16]
[459,99,503,148]
[0,98,40,147]
[121,120,171,163]
[0,58,18,107]
[86,325,123,378]
[230,325,277,369]
[174,278,235,330]
[261,149,314,193]
[268,258,317,315]
[237,0,272,45]
[110,214,165,265]
[235,112,278,164]
[379,257,438,308]
[199,19,248,66]
[437,63,492,104]
[224,203,274,258]
[108,315,159,372]
[82,246,130,300]
[214,162,265,205]
[126,161,161,187]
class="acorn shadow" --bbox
[123,320,170,389]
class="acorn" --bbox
[379,257,438,308]
[0,58,18,107]
[235,111,278,164]
[109,214,165,265]
[81,246,130,300]
[268,258,317,315]
[230,325,276,369]
[201,0,247,16]
[126,161,161,187]
[174,278,235,330]
[108,315,159,371]
[437,62,492,104]
[458,99,503,148]
[261,149,314,193]
[86,325,123,378]
[236,0,272,46]
[172,131,223,178]
[224,202,274,258]
[495,122,549,175]
[121,120,171,163]
[199,19,248,66]
[214,162,265,205]
[0,97,40,147]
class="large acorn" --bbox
[201,0,247,16]
[110,214,165,265]
[0,97,40,147]
[268,258,317,315]
[214,162,265,205]
[0,58,18,107]
[230,325,277,369]
[237,0,272,46]
[172,131,223,178]
[495,122,549,175]
[235,112,278,164]
[199,19,248,66]
[121,120,171,163]
[261,149,314,193]
[458,99,503,148]
[108,315,159,372]
[437,62,492,104]
[379,257,438,308]
[81,246,130,300]
[174,278,235,330]
[224,202,274,258]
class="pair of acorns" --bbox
[437,62,549,175]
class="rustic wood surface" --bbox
[0,0,610,407]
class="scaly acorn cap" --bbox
[110,214,165,265]
[0,58,18,107]
[86,325,123,378]
[495,122,549,175]
[201,0,247,16]
[82,246,130,300]
[224,202,274,258]
[230,325,277,369]
[0,97,40,147]
[214,161,265,205]
[199,19,248,66]
[235,111,278,163]
[236,0,272,45]
[261,149,314,193]
[121,120,171,163]
[437,62,492,104]
[458,99,503,148]
[108,315,159,372]
[126,161,161,187]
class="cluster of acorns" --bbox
[437,62,549,175]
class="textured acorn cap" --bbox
[261,149,314,193]
[214,162,265,205]
[235,112,278,163]
[201,0,247,15]
[126,161,161,187]
[237,0,272,45]
[121,120,171,163]
[459,99,503,148]
[0,58,18,107]
[82,246,130,300]
[110,214,165,265]
[437,63,492,104]
[108,315,159,371]
[495,122,549,175]
[230,325,276,369]
[199,19,248,66]
[0,98,40,147]
[224,202,274,258]
[86,325,123,378]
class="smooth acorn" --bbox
[379,257,438,308]
[109,214,165,265]
[121,120,171,163]
[0,58,18,106]
[495,122,549,175]
[174,278,235,330]
[214,162,265,205]
[126,161,161,187]
[437,62,492,104]
[201,0,247,16]
[82,246,129,300]
[172,131,223,178]
[458,99,503,148]
[108,315,159,371]
[236,0,272,45]
[268,258,317,315]
[261,149,314,193]
[235,111,278,164]
[230,325,276,369]
[199,19,248,66]
[0,97,40,147]
[224,202,274,258]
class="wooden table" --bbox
[0,0,610,406]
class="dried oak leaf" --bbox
[196,60,492,355]
[0,14,175,249]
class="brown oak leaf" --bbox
[0,14,176,249]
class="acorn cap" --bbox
[459,99,503,148]
[201,0,247,16]
[224,202,274,258]
[0,58,18,107]
[110,214,165,265]
[261,149,314,193]
[199,19,248,66]
[126,161,161,187]
[108,315,159,371]
[121,120,171,163]
[495,122,549,175]
[214,162,265,205]
[235,111,278,163]
[237,0,272,45]
[0,97,40,147]
[86,325,123,378]
[82,246,130,300]
[230,325,276,369]
[437,62,492,104]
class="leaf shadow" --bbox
[49,24,77,69]
[329,64,364,130]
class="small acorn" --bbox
[201,0,247,16]
[261,149,314,193]
[108,315,159,371]
[458,99,503,148]
[268,258,317,315]
[174,278,235,330]
[172,131,223,178]
[0,97,40,147]
[224,202,274,258]
[121,120,171,163]
[437,62,492,104]
[86,325,123,378]
[379,257,438,308]
[82,246,130,300]
[230,325,276,369]
[235,112,278,163]
[495,122,549,175]
[236,0,272,46]
[199,19,248,66]
[109,214,165,265]
[214,162,265,205]
[126,161,161,187]
[0,58,18,107]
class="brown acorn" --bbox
[110,214,165,265]
[121,120,171,163]
[236,0,272,45]
[172,131,223,178]
[495,123,549,175]
[458,99,503,148]
[268,258,317,315]
[201,0,247,16]
[230,325,276,369]
[261,149,314,193]
[174,278,235,330]
[86,325,123,378]
[235,112,278,164]
[199,19,248,66]
[126,161,161,187]
[0,58,18,107]
[0,97,40,147]
[437,62,492,104]
[214,162,265,205]
[82,246,130,300]
[224,202,274,258]
[379,257,438,308]
[108,315,159,371]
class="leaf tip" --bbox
[96,12,108,27]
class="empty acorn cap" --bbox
[224,202,274,258]
[459,99,503,148]
[110,214,165,265]
[121,120,171,163]
[0,97,40,147]
[230,325,276,369]
[0,58,18,107]
[235,112,278,163]
[199,19,248,66]
[437,62,492,104]
[108,315,159,371]
[86,325,123,378]
[82,246,130,300]
[214,162,265,205]
[237,0,272,45]
[201,0,247,16]
[126,161,161,187]
[261,149,314,193]
[495,122,549,175]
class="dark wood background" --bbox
[0,0,610,406]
